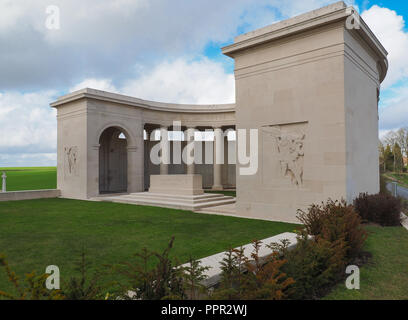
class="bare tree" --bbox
[383,130,397,146]
[395,128,408,159]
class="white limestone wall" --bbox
[56,100,89,199]
[232,23,348,223]
[86,99,145,198]
[344,29,381,201]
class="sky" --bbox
[0,0,408,166]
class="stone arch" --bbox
[99,126,130,193]
[95,122,136,148]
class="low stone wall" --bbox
[0,189,61,202]
[402,213,408,231]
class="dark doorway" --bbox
[99,127,128,193]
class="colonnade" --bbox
[145,125,234,190]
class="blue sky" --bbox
[0,0,407,166]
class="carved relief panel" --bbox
[64,146,79,178]
[261,122,308,188]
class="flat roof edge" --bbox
[50,88,236,114]
[222,4,387,62]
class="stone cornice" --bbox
[222,2,388,83]
[50,88,235,114]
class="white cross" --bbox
[1,171,6,192]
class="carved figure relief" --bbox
[263,125,306,187]
[64,146,79,177]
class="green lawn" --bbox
[0,198,298,295]
[0,167,56,191]
[205,190,236,197]
[325,225,408,300]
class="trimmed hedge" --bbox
[354,193,402,226]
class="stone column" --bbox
[160,126,169,175]
[144,129,150,191]
[212,127,224,190]
[127,123,145,194]
[186,127,195,174]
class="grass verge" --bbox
[324,225,408,300]
[0,198,298,295]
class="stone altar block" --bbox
[149,174,204,196]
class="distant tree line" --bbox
[379,128,408,173]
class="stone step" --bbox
[109,194,232,205]
[193,198,236,210]
[93,192,236,211]
[99,197,235,211]
[127,192,227,201]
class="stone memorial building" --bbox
[51,2,388,223]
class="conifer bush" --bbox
[0,254,64,300]
[212,240,294,300]
[297,199,367,261]
[272,232,346,300]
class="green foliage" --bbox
[354,193,402,226]
[0,254,64,300]
[62,250,104,300]
[276,199,368,299]
[212,241,294,300]
[297,199,367,261]
[380,174,389,195]
[214,246,246,299]
[113,237,186,300]
[389,172,408,188]
[181,258,210,300]
[384,144,394,172]
[273,232,346,300]
[393,143,404,173]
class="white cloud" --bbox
[70,78,118,93]
[0,91,58,163]
[0,0,25,33]
[360,6,408,131]
[73,57,235,104]
[362,6,408,88]
[122,58,235,104]
[379,85,408,130]
[0,0,274,90]
[0,56,234,167]
[0,153,57,167]
[0,0,346,91]
[0,0,372,167]
[272,0,356,17]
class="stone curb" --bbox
[180,232,299,288]
[401,213,408,231]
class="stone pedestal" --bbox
[149,174,204,195]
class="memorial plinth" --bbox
[149,174,204,196]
